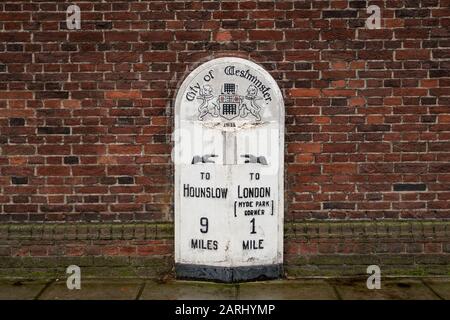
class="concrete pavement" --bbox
[0,277,448,300]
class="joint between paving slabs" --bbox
[234,283,240,300]
[135,281,146,300]
[330,284,343,300]
[420,279,444,300]
[33,279,55,300]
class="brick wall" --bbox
[0,1,449,276]
[1,221,449,278]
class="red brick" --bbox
[285,30,319,40]
[109,145,141,155]
[72,166,105,176]
[106,52,140,63]
[214,31,232,42]
[69,32,103,42]
[71,52,104,63]
[140,31,173,41]
[142,52,176,62]
[105,31,138,42]
[2,145,35,155]
[37,166,70,176]
[323,143,356,153]
[249,30,283,40]
[0,1,447,259]
[0,91,33,99]
[395,49,430,60]
[105,91,141,99]
[289,88,320,97]
[175,31,210,41]
[38,145,71,155]
[143,144,171,154]
[288,143,321,153]
[323,164,357,174]
[73,145,106,155]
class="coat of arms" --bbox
[197,83,263,121]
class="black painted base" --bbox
[175,263,283,283]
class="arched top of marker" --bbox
[175,57,284,125]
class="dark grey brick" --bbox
[11,177,28,185]
[118,176,134,184]
[393,183,427,192]
[37,127,71,135]
[64,156,79,164]
[9,118,25,126]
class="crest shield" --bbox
[217,83,242,120]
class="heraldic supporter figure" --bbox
[240,85,262,121]
[197,84,219,120]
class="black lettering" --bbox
[183,184,228,199]
[224,66,234,75]
[237,185,271,198]
[223,65,273,101]
[242,239,264,250]
[190,239,218,250]
[185,82,201,101]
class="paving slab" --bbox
[239,280,338,300]
[140,280,236,300]
[423,278,450,300]
[0,280,48,300]
[332,278,439,300]
[38,279,141,300]
[2,277,449,300]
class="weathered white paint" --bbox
[174,57,284,269]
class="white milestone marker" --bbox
[174,57,284,282]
